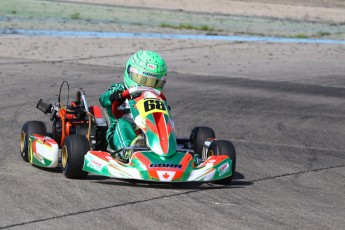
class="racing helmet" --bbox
[124,50,167,91]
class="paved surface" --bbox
[67,0,345,23]
[0,35,345,229]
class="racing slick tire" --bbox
[62,135,89,179]
[190,126,215,156]
[207,140,236,185]
[20,121,47,162]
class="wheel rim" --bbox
[20,131,26,156]
[207,149,215,158]
[62,145,68,169]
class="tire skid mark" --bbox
[0,189,223,229]
[232,138,345,153]
[1,164,343,228]
[0,42,229,66]
[162,197,237,207]
[0,102,30,111]
[182,75,345,99]
[13,104,33,129]
[250,164,345,183]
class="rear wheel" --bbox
[190,126,215,156]
[20,121,47,162]
[207,140,236,185]
[62,135,89,179]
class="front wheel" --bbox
[20,121,47,162]
[62,135,89,179]
[190,126,215,156]
[207,140,236,185]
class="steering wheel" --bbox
[121,86,166,101]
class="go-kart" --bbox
[20,82,236,184]
[20,81,107,174]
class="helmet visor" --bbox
[129,68,165,88]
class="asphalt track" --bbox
[0,37,345,229]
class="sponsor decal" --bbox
[141,86,153,90]
[149,163,182,169]
[147,64,157,70]
[129,66,138,74]
[218,162,230,177]
[34,151,45,165]
[142,72,158,78]
[87,160,104,172]
[157,171,176,181]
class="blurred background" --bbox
[1,0,345,39]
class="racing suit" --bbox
[99,83,136,150]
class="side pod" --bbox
[29,134,59,168]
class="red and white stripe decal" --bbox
[172,153,193,180]
[132,152,159,180]
[153,113,169,154]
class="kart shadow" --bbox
[92,171,253,190]
[30,165,107,181]
[32,164,62,173]
[31,165,252,188]
[29,168,251,188]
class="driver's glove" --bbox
[109,91,123,102]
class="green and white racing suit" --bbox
[99,82,137,151]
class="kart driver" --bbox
[99,50,167,159]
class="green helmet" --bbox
[124,50,167,91]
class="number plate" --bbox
[136,99,169,118]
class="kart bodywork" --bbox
[27,134,59,168]
[21,84,236,184]
[84,148,232,182]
